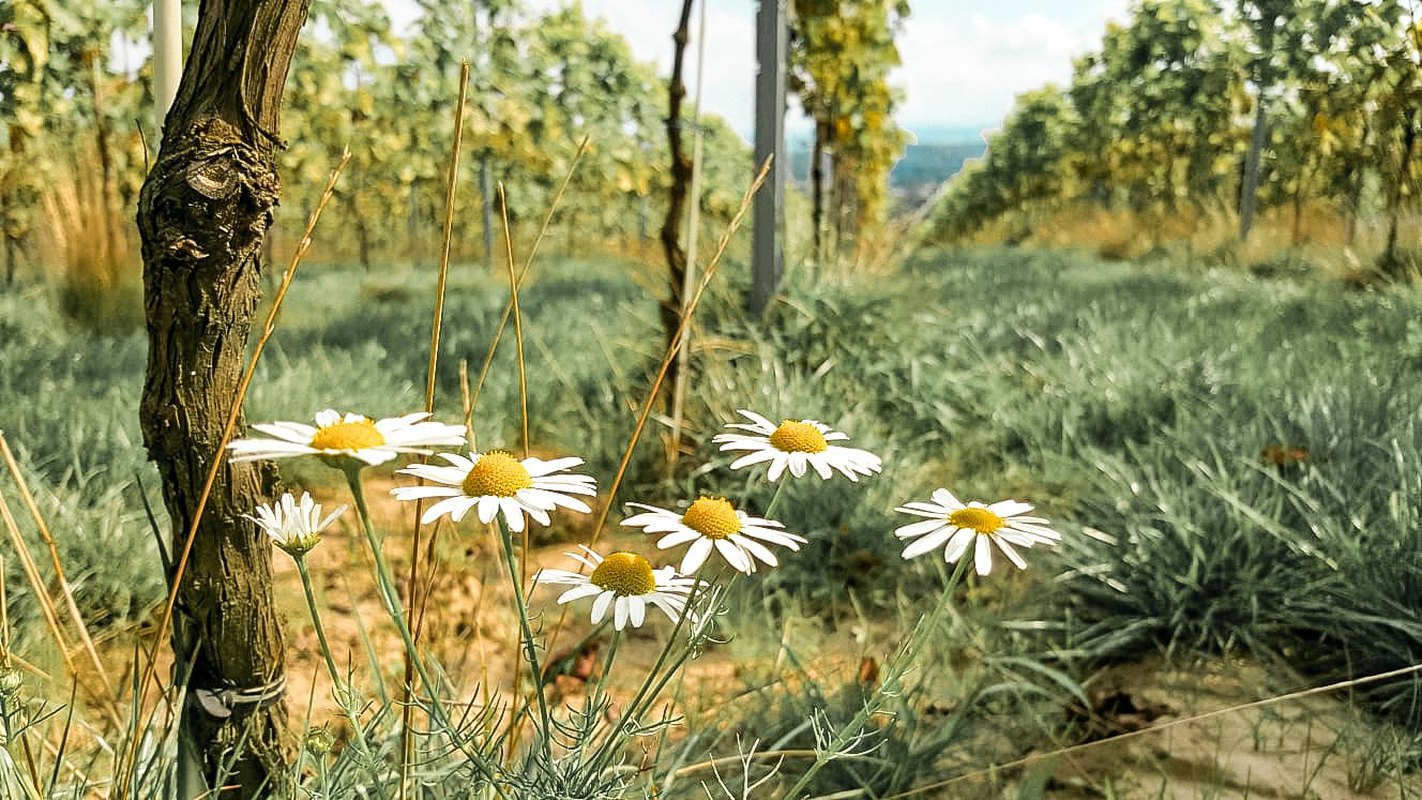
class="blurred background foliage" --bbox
[927,0,1421,280]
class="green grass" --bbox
[5,246,1422,791]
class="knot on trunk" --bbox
[141,117,281,274]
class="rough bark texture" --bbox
[136,1,311,795]
[658,0,695,407]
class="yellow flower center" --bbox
[949,507,1005,534]
[461,450,533,498]
[589,552,657,596]
[681,496,742,540]
[310,418,386,452]
[768,420,829,453]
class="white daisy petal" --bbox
[930,488,964,509]
[901,527,954,560]
[591,591,613,624]
[767,458,789,482]
[994,537,1029,570]
[943,528,975,564]
[477,496,500,524]
[728,449,781,469]
[557,584,603,603]
[656,529,703,548]
[715,539,753,573]
[988,500,1034,517]
[389,485,464,501]
[974,535,993,576]
[895,518,949,539]
[731,534,779,567]
[681,537,713,574]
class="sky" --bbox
[382,0,1131,143]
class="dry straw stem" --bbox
[538,155,773,679]
[0,434,116,699]
[402,61,470,795]
[467,137,590,417]
[0,474,76,680]
[497,180,534,755]
[0,556,48,681]
[119,150,350,791]
[414,137,588,638]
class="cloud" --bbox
[896,4,1129,130]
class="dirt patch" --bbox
[1042,659,1422,799]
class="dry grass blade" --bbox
[402,61,471,797]
[468,138,589,416]
[496,180,535,756]
[0,557,49,680]
[498,182,530,463]
[0,433,119,709]
[119,150,351,793]
[539,155,773,679]
[0,483,77,680]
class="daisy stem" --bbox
[588,573,731,773]
[576,629,621,763]
[908,554,971,665]
[342,467,504,790]
[762,481,788,518]
[494,519,554,761]
[294,556,376,763]
[783,558,969,798]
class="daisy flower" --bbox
[228,409,466,468]
[621,496,806,574]
[713,409,882,482]
[534,547,699,631]
[391,450,596,532]
[894,489,1061,576]
[245,491,346,557]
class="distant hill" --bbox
[903,125,993,147]
[891,142,985,190]
[787,130,989,208]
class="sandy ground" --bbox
[1041,659,1422,799]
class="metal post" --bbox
[152,0,183,135]
[750,0,786,315]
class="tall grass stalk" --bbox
[400,60,472,796]
[0,485,77,686]
[0,433,117,713]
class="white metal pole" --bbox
[152,0,182,135]
[751,0,786,315]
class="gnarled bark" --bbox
[137,1,311,795]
